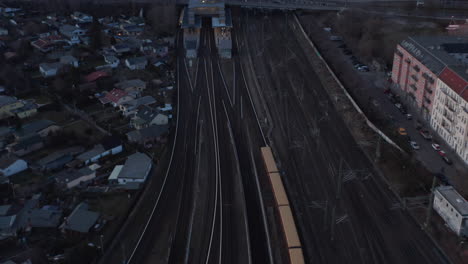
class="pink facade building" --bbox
[391,36,468,121]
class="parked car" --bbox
[358,66,369,72]
[410,141,420,150]
[442,156,453,165]
[419,130,432,140]
[338,44,347,49]
[398,127,407,135]
[438,150,447,157]
[406,114,413,120]
[431,143,441,151]
[399,107,407,114]
[395,103,402,109]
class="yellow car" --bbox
[398,127,407,136]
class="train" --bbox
[260,146,305,264]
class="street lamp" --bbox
[100,235,104,254]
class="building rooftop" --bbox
[55,167,94,186]
[0,96,17,108]
[76,144,106,162]
[117,152,152,180]
[436,186,468,216]
[14,120,55,138]
[115,79,146,90]
[61,203,99,233]
[126,56,147,65]
[0,155,22,170]
[439,67,468,101]
[126,125,169,142]
[400,36,468,75]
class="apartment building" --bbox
[391,36,468,121]
[431,66,468,164]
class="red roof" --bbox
[32,39,52,49]
[439,67,468,101]
[84,71,109,83]
[104,89,128,104]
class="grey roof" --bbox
[62,203,99,233]
[0,205,11,216]
[59,24,79,38]
[24,209,62,228]
[115,79,146,90]
[14,119,55,138]
[121,96,156,109]
[126,125,169,142]
[55,167,94,185]
[135,105,161,123]
[401,36,468,74]
[10,135,43,151]
[0,96,17,108]
[60,55,78,64]
[117,152,152,180]
[0,126,13,138]
[126,56,147,65]
[0,215,15,229]
[77,144,105,162]
[39,62,63,71]
[436,186,468,216]
[37,147,84,167]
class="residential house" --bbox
[119,96,156,117]
[140,42,169,57]
[31,34,66,53]
[131,105,169,129]
[104,55,119,68]
[115,79,146,92]
[7,135,44,156]
[430,66,468,164]
[35,147,84,171]
[125,57,147,70]
[108,152,152,185]
[120,24,144,36]
[0,27,8,36]
[11,101,38,119]
[0,96,23,119]
[158,103,173,113]
[14,119,60,139]
[39,62,62,77]
[0,156,27,177]
[59,24,87,45]
[60,202,99,233]
[22,207,62,229]
[55,167,96,189]
[126,125,169,146]
[60,55,79,68]
[76,136,123,165]
[122,16,145,27]
[433,186,468,236]
[0,215,16,240]
[84,71,109,83]
[99,89,135,107]
[71,12,93,23]
[111,43,131,54]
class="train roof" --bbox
[261,146,279,173]
[278,205,301,248]
[270,172,289,206]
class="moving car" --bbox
[431,143,441,151]
[398,127,407,136]
[420,130,432,140]
[442,156,453,165]
[410,141,420,150]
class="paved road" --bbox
[237,10,451,264]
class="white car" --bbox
[410,141,420,150]
[395,103,402,109]
[432,143,441,151]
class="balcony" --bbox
[405,58,411,63]
[413,65,420,72]
[445,103,455,112]
[409,92,416,100]
[410,84,417,91]
[396,50,403,57]
[411,74,419,82]
[423,96,431,104]
[442,112,454,123]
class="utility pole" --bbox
[330,159,343,241]
[424,175,438,229]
